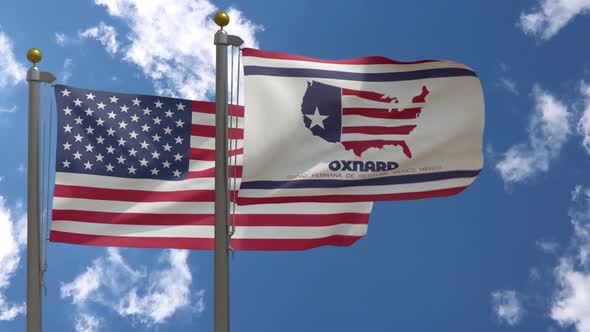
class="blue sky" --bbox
[0,0,590,331]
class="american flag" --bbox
[50,85,373,250]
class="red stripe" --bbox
[342,125,416,135]
[191,101,244,117]
[187,166,243,179]
[54,184,238,202]
[342,140,412,158]
[191,124,243,139]
[52,210,370,226]
[189,147,243,161]
[242,48,450,65]
[342,107,422,119]
[342,88,396,103]
[237,187,468,204]
[50,231,363,251]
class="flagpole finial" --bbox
[26,48,42,65]
[214,12,230,29]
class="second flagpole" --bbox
[213,12,243,332]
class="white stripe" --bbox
[191,112,244,128]
[189,160,215,172]
[342,115,417,128]
[342,95,425,109]
[244,56,473,73]
[190,136,243,150]
[55,172,214,191]
[51,221,367,239]
[52,197,373,214]
[239,177,475,197]
[341,133,411,141]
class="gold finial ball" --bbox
[26,48,43,64]
[214,12,230,28]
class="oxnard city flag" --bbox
[237,49,484,205]
[50,85,373,250]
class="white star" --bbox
[154,100,163,108]
[305,107,329,129]
[162,160,171,168]
[152,134,161,142]
[118,121,128,129]
[85,144,94,152]
[107,111,117,119]
[63,141,72,150]
[173,153,182,161]
[128,148,138,157]
[109,96,119,103]
[150,168,160,175]
[74,117,84,125]
[84,108,94,116]
[130,114,140,122]
[175,119,185,128]
[73,98,83,107]
[105,163,115,172]
[120,105,129,113]
[176,102,185,111]
[152,117,162,125]
[61,89,71,97]
[141,124,150,132]
[63,107,73,115]
[132,98,141,106]
[95,153,104,162]
[150,150,160,159]
[139,158,149,167]
[140,141,150,149]
[64,124,73,133]
[162,143,172,152]
[163,127,173,135]
[117,155,126,164]
[84,161,93,169]
[85,126,95,135]
[106,128,116,136]
[73,151,82,160]
[174,136,184,144]
[74,134,84,142]
[62,160,71,168]
[96,117,105,126]
[128,165,137,174]
[173,169,182,177]
[106,145,115,154]
[85,93,95,100]
[129,131,139,139]
[164,110,173,118]
[117,137,127,146]
[96,102,106,110]
[96,136,105,144]
[143,107,152,115]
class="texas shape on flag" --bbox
[237,48,485,205]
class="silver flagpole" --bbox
[25,48,55,332]
[213,12,243,332]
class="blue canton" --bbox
[54,85,192,180]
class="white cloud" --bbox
[537,239,560,254]
[79,22,119,55]
[0,106,16,113]
[519,0,590,40]
[0,196,26,321]
[0,30,25,88]
[578,82,590,154]
[549,186,590,332]
[498,77,519,95]
[75,313,100,332]
[491,290,525,326]
[61,248,201,328]
[93,0,262,100]
[55,33,68,46]
[496,85,571,183]
[17,163,25,175]
[60,58,73,84]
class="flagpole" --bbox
[25,49,55,332]
[213,12,243,332]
